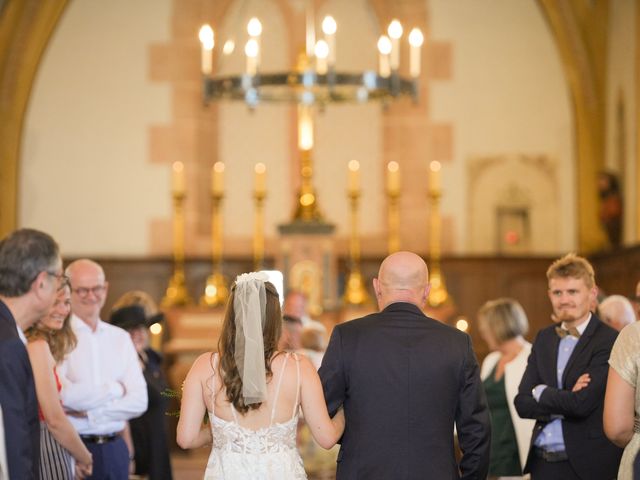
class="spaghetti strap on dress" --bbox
[204,352,306,479]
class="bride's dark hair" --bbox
[217,280,282,414]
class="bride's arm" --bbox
[177,353,214,449]
[299,355,345,449]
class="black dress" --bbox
[131,348,173,479]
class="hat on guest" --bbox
[110,305,150,331]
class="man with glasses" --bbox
[58,259,147,480]
[0,228,62,479]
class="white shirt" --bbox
[16,327,27,345]
[0,405,7,480]
[58,315,147,435]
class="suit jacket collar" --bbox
[381,301,426,317]
[0,299,18,337]
[562,312,600,385]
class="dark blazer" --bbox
[514,314,622,479]
[319,302,491,480]
[0,300,40,479]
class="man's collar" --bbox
[562,312,592,335]
[71,313,104,332]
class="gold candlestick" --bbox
[162,190,192,307]
[426,161,450,308]
[253,163,267,270]
[388,190,400,254]
[387,161,401,254]
[201,188,229,307]
[343,168,370,306]
[293,104,324,222]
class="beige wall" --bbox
[19,0,578,257]
[430,0,575,254]
[606,0,637,243]
[20,0,172,256]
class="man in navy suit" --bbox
[319,251,491,479]
[0,228,63,479]
[515,253,622,479]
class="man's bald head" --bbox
[66,258,105,281]
[66,259,108,328]
[373,252,430,309]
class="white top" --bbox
[58,314,147,434]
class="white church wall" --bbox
[606,0,637,243]
[20,0,172,256]
[429,0,575,255]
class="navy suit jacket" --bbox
[514,314,622,479]
[0,300,40,479]
[319,302,491,480]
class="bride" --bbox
[177,272,344,479]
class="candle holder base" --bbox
[200,272,229,307]
[426,271,451,308]
[161,270,192,308]
[343,270,370,306]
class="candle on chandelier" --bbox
[322,16,337,67]
[388,19,403,71]
[245,39,259,76]
[387,161,400,194]
[254,163,266,194]
[212,162,225,195]
[247,18,262,70]
[408,28,424,78]
[315,40,329,75]
[377,35,392,78]
[429,160,441,192]
[172,161,185,195]
[198,25,214,75]
[348,160,360,194]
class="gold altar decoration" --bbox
[386,161,401,253]
[201,162,229,307]
[293,102,325,223]
[426,160,451,308]
[162,162,193,307]
[343,160,370,306]
[253,162,267,270]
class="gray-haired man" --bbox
[0,228,63,479]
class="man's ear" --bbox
[32,270,49,292]
[373,278,381,298]
[422,283,431,304]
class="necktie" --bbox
[555,326,580,339]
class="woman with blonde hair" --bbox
[25,281,92,479]
[478,298,534,479]
[177,272,344,479]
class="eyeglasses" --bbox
[72,285,106,298]
[46,271,69,287]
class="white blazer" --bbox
[480,342,535,471]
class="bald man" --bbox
[319,252,490,480]
[58,259,147,480]
[599,295,636,331]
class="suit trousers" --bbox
[83,436,129,480]
[529,456,581,480]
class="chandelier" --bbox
[194,4,427,308]
[197,9,424,107]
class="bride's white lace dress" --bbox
[204,353,307,479]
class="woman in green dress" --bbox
[479,298,534,479]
